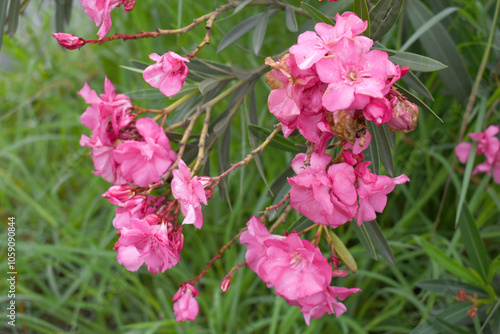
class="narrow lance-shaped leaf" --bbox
[351,221,377,260]
[285,5,298,32]
[353,0,370,36]
[416,279,489,299]
[405,0,470,103]
[389,51,447,72]
[369,0,405,41]
[399,6,459,52]
[395,84,443,122]
[233,0,252,14]
[401,71,434,101]
[417,237,478,284]
[0,0,9,50]
[455,99,487,225]
[411,303,471,334]
[217,12,264,54]
[248,125,299,153]
[253,8,270,55]
[245,88,272,195]
[301,2,335,25]
[364,221,395,265]
[369,122,394,177]
[218,126,232,211]
[7,0,20,36]
[458,205,489,283]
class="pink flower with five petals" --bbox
[143,52,189,97]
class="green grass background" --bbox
[1,0,499,333]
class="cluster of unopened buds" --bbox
[455,290,479,318]
[455,125,500,184]
[57,0,419,324]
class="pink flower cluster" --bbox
[264,12,412,228]
[79,0,136,39]
[455,125,500,184]
[79,79,211,277]
[79,78,177,186]
[240,217,361,324]
[289,151,409,227]
[265,12,417,148]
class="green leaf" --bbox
[0,0,9,50]
[245,88,272,196]
[405,0,471,102]
[364,221,395,265]
[400,6,459,52]
[389,51,448,72]
[417,237,478,284]
[218,126,232,211]
[456,99,487,225]
[188,58,232,76]
[370,122,394,177]
[287,215,315,233]
[369,0,405,41]
[285,5,298,32]
[233,0,252,14]
[416,279,489,299]
[199,78,231,96]
[411,303,471,334]
[248,125,299,153]
[270,166,295,201]
[401,71,434,101]
[383,124,395,149]
[125,88,167,100]
[217,10,278,54]
[301,2,335,25]
[395,84,443,122]
[252,8,270,55]
[353,0,370,36]
[488,254,500,284]
[428,315,471,334]
[352,221,377,260]
[458,205,489,283]
[327,229,358,273]
[7,0,20,36]
[364,129,380,174]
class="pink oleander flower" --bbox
[52,33,86,50]
[80,0,136,39]
[143,52,190,97]
[240,216,285,283]
[265,54,326,143]
[171,160,208,229]
[455,125,500,183]
[288,152,358,227]
[79,78,133,184]
[172,284,199,322]
[113,117,177,187]
[316,37,390,112]
[239,218,361,325]
[289,12,368,69]
[115,216,183,274]
[354,161,409,225]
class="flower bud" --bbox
[52,33,86,50]
[387,90,418,133]
[102,185,135,206]
[220,277,231,292]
